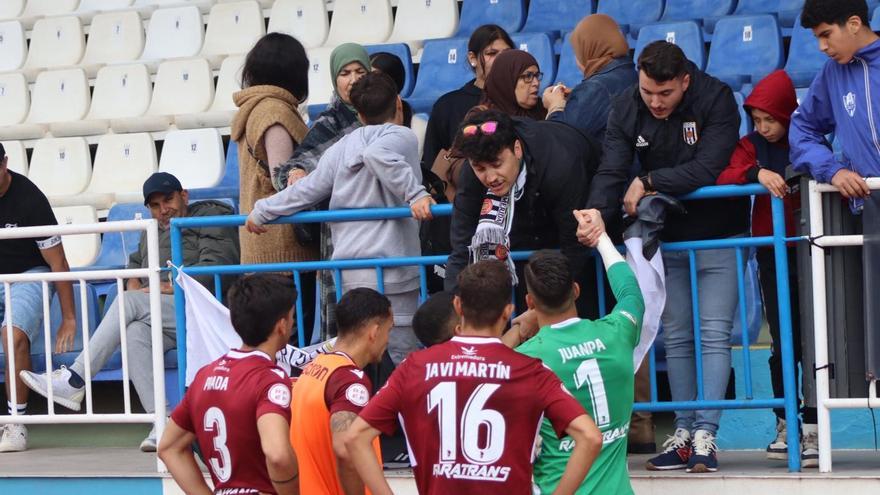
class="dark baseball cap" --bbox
[142,172,183,205]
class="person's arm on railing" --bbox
[39,242,76,354]
[717,138,788,198]
[362,129,435,221]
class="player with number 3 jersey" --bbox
[346,260,603,495]
[159,275,301,495]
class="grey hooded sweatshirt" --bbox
[249,123,430,293]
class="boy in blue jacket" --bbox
[790,0,879,203]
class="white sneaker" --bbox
[20,366,85,412]
[801,423,819,468]
[140,425,157,452]
[766,417,788,460]
[0,424,28,452]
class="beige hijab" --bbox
[570,14,629,79]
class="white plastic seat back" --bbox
[325,0,392,46]
[268,0,328,49]
[78,0,137,12]
[159,128,225,188]
[219,0,273,7]
[0,21,27,72]
[28,137,92,197]
[22,0,80,18]
[148,58,214,116]
[211,54,244,111]
[24,16,86,72]
[81,11,145,68]
[3,141,28,175]
[52,206,101,268]
[141,6,204,61]
[0,72,29,125]
[0,1,25,20]
[27,69,91,125]
[388,0,458,44]
[202,1,265,60]
[306,46,334,108]
[89,64,152,119]
[88,133,158,197]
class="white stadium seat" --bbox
[2,141,28,176]
[133,0,216,17]
[219,0,273,7]
[52,206,102,268]
[78,0,137,12]
[159,128,225,189]
[22,16,86,81]
[112,58,214,133]
[51,64,153,137]
[306,46,334,108]
[20,0,80,29]
[325,0,392,46]
[201,1,265,68]
[0,1,25,21]
[0,72,29,127]
[140,6,204,70]
[387,0,458,51]
[2,68,91,140]
[267,0,329,49]
[0,20,27,72]
[80,11,146,77]
[28,137,93,198]
[175,54,244,129]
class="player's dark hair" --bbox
[468,24,515,75]
[336,288,392,337]
[524,251,576,315]
[637,41,689,82]
[801,0,870,29]
[349,72,399,125]
[451,109,518,164]
[412,291,458,347]
[457,260,512,328]
[228,274,298,346]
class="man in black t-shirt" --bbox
[0,142,77,452]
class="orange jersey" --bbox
[290,352,381,495]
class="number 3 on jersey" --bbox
[428,382,506,465]
[204,406,232,482]
[573,359,610,427]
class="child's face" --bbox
[751,109,786,144]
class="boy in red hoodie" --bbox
[716,69,817,468]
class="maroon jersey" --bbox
[171,349,292,495]
[359,336,585,495]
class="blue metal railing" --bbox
[170,184,800,471]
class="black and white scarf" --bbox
[468,162,527,284]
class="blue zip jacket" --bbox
[790,39,880,184]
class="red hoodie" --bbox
[717,70,799,238]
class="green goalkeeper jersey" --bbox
[518,261,644,495]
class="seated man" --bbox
[21,172,240,451]
[0,142,77,452]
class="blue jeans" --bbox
[0,266,54,348]
[662,246,740,434]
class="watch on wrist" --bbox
[639,173,654,192]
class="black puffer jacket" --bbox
[587,61,750,242]
[445,118,601,291]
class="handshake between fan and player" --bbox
[573,208,605,248]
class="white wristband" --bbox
[596,233,624,271]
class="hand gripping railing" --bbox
[170,184,801,471]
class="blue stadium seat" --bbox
[521,0,595,34]
[90,203,151,271]
[455,0,526,37]
[187,140,240,206]
[872,5,880,31]
[734,91,752,138]
[365,43,415,98]
[556,32,583,87]
[706,15,784,91]
[778,0,806,28]
[511,32,557,92]
[785,15,828,88]
[634,21,706,69]
[660,0,736,33]
[408,37,474,113]
[596,0,664,35]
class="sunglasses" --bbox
[518,71,544,84]
[462,121,499,137]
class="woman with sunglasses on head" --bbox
[482,49,547,120]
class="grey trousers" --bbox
[386,289,421,365]
[72,291,176,414]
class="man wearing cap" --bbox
[0,142,77,452]
[20,172,239,451]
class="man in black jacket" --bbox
[586,41,749,473]
[445,109,601,316]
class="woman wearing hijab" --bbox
[482,49,547,120]
[544,14,638,142]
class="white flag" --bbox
[624,237,665,371]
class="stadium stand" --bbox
[91,202,151,272]
[19,0,80,29]
[786,15,827,88]
[2,140,27,175]
[634,20,707,69]
[267,0,330,49]
[189,139,241,201]
[22,16,85,81]
[158,128,226,191]
[80,10,146,78]
[660,0,737,33]
[305,45,335,114]
[555,31,582,88]
[0,72,30,128]
[201,1,265,68]
[456,0,526,37]
[733,91,753,138]
[408,37,473,113]
[706,15,784,91]
[0,0,24,21]
[386,0,459,52]
[521,0,595,35]
[52,205,102,268]
[4,68,91,140]
[28,137,93,202]
[777,0,807,28]
[872,5,880,31]
[176,54,245,129]
[139,5,205,70]
[596,0,664,35]
[112,57,215,133]
[325,0,394,46]
[0,20,26,72]
[365,43,415,97]
[511,32,556,91]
